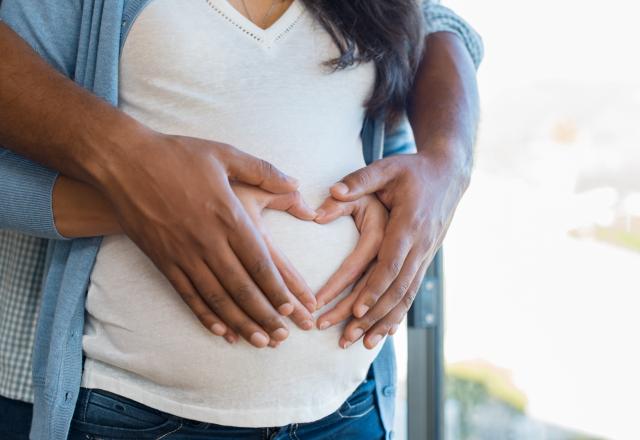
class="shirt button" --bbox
[383,386,395,397]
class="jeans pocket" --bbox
[70,388,180,439]
[337,379,377,419]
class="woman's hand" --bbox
[228,182,318,346]
[310,194,389,337]
[327,152,469,349]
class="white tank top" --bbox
[81,0,384,427]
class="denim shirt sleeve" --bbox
[423,0,484,69]
[0,0,82,239]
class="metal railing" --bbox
[408,251,444,440]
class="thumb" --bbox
[330,160,391,202]
[226,148,299,194]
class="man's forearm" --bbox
[407,31,480,184]
[0,23,315,346]
[0,22,146,187]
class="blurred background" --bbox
[396,1,640,439]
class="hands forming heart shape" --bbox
[227,182,389,347]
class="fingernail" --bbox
[268,340,280,348]
[354,305,369,318]
[368,334,383,348]
[225,334,236,344]
[278,303,294,316]
[332,182,349,195]
[271,328,289,341]
[250,332,269,347]
[318,321,331,330]
[211,323,227,336]
[340,338,352,349]
[351,328,364,341]
[389,324,399,335]
[301,320,314,330]
[305,302,317,313]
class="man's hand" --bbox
[98,131,313,349]
[230,182,318,346]
[51,171,319,348]
[0,22,317,349]
[329,31,479,350]
[326,153,468,349]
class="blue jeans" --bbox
[68,373,384,440]
[0,395,33,440]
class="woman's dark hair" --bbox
[301,0,425,126]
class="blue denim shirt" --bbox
[0,1,482,438]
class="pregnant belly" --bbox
[83,209,384,419]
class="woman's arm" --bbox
[52,176,120,238]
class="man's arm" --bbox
[324,30,480,348]
[0,21,316,348]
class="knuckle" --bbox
[215,205,243,230]
[258,160,275,179]
[367,286,384,302]
[194,312,212,325]
[389,259,402,276]
[402,294,415,310]
[190,310,211,327]
[377,323,393,335]
[392,285,406,302]
[408,218,423,235]
[354,171,371,187]
[234,284,255,304]
[203,291,227,311]
[398,279,412,295]
[404,286,420,308]
[177,289,197,304]
[251,258,270,278]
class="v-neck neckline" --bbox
[206,0,304,46]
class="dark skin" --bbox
[0,19,478,349]
[315,31,479,349]
[51,172,389,349]
[0,22,315,348]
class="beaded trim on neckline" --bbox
[205,0,304,46]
